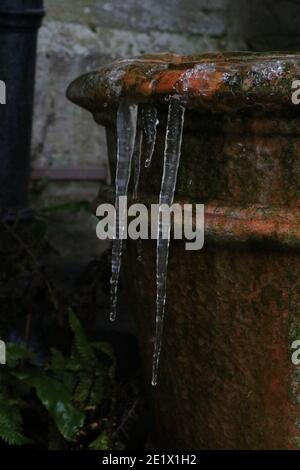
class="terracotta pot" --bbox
[67,52,300,449]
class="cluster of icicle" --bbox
[110,96,185,386]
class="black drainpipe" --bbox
[0,0,45,220]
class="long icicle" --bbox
[132,127,143,199]
[132,116,144,263]
[110,102,137,322]
[152,96,185,386]
[142,106,159,168]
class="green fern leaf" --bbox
[14,370,85,442]
[0,406,31,447]
[73,372,94,406]
[68,309,96,366]
[89,432,109,450]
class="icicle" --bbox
[152,96,185,386]
[142,106,159,168]
[110,102,137,322]
[132,126,144,262]
[137,238,143,263]
[132,127,143,199]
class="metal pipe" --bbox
[0,0,44,219]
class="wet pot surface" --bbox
[67,52,300,449]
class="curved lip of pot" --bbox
[66,51,300,115]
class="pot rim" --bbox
[67,51,300,115]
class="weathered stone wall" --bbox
[32,0,229,205]
[32,0,300,205]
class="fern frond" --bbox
[68,309,96,366]
[73,372,94,406]
[89,432,109,450]
[14,369,85,442]
[0,406,31,447]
